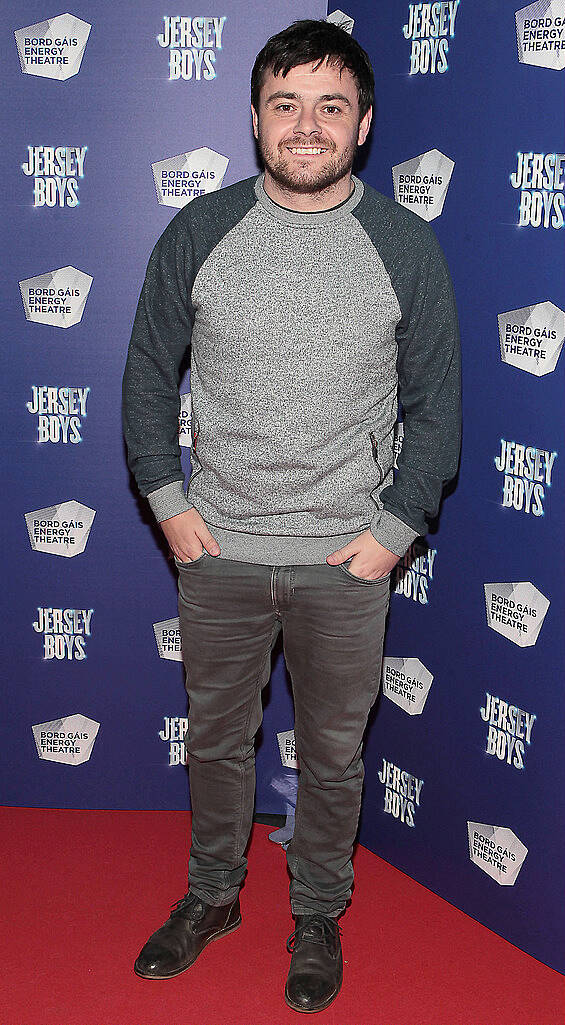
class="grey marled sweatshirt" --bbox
[122,173,461,564]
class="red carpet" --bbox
[1,807,563,1025]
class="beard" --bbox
[256,128,357,195]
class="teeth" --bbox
[288,147,327,154]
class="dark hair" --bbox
[251,19,374,120]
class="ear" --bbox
[357,105,372,147]
[251,105,259,140]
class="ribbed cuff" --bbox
[370,508,419,558]
[147,480,193,523]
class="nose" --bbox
[292,106,321,135]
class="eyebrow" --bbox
[265,91,352,107]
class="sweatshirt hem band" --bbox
[204,523,369,565]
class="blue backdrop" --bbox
[1,0,563,974]
[349,0,565,974]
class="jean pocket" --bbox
[174,550,208,568]
[337,557,391,585]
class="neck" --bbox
[262,170,354,212]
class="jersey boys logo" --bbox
[32,714,100,764]
[20,267,93,328]
[498,301,565,375]
[484,582,550,647]
[510,151,564,228]
[22,146,87,207]
[27,386,90,444]
[392,149,454,221]
[393,541,437,604]
[378,758,424,827]
[467,823,528,885]
[495,438,557,516]
[480,692,536,770]
[152,147,229,208]
[14,13,91,80]
[159,716,189,765]
[515,0,565,70]
[25,500,95,557]
[153,617,183,661]
[403,1,460,74]
[33,607,93,660]
[382,658,433,715]
[157,16,226,80]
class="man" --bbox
[122,19,460,1014]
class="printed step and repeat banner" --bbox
[1,0,325,812]
[347,0,565,974]
[1,0,563,973]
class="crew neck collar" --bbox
[254,172,364,227]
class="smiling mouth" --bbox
[286,146,328,155]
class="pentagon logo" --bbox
[19,266,93,328]
[152,147,229,208]
[382,657,433,715]
[393,148,454,221]
[15,13,91,81]
[468,822,528,885]
[277,728,298,769]
[326,10,355,34]
[25,500,95,557]
[498,300,565,376]
[484,582,550,647]
[515,1,565,70]
[178,392,192,448]
[32,713,100,764]
[153,617,183,661]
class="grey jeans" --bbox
[176,551,390,918]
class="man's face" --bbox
[251,60,371,197]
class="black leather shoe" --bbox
[134,892,241,979]
[285,914,343,1013]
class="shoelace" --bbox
[286,914,342,953]
[169,893,203,920]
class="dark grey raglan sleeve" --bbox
[379,217,461,545]
[122,209,196,523]
[355,190,461,552]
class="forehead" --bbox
[259,60,359,106]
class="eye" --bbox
[322,105,341,115]
[275,103,294,112]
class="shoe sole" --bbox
[284,976,342,1014]
[133,915,242,980]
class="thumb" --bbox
[198,527,221,556]
[326,545,353,565]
